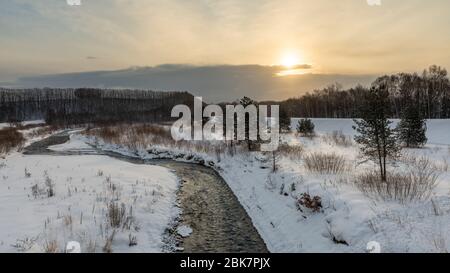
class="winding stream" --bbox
[23,132,268,253]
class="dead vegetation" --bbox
[83,123,239,158]
[297,193,322,212]
[277,143,304,160]
[0,127,25,154]
[43,240,59,253]
[322,130,353,147]
[11,236,38,252]
[354,157,439,203]
[304,152,348,174]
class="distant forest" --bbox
[1,65,449,124]
[0,88,194,124]
[276,65,450,119]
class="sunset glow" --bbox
[280,53,300,69]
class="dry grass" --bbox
[0,127,25,154]
[303,152,348,174]
[277,143,304,160]
[84,123,238,158]
[27,125,59,138]
[102,230,116,253]
[43,240,58,253]
[354,158,439,203]
[323,130,353,147]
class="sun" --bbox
[280,53,299,68]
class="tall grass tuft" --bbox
[303,152,347,174]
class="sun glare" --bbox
[280,53,299,68]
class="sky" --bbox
[1,0,450,100]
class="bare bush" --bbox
[355,158,439,203]
[323,130,353,147]
[84,123,235,158]
[304,152,347,174]
[277,143,304,160]
[0,127,25,154]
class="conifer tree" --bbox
[296,118,315,137]
[353,84,400,181]
[397,104,427,148]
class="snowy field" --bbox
[0,143,179,252]
[85,118,450,253]
[1,119,450,253]
[291,118,450,145]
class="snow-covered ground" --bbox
[84,119,450,253]
[0,143,179,252]
[291,118,450,145]
[0,120,45,130]
[1,119,450,253]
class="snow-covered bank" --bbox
[0,146,179,252]
[2,117,450,253]
[0,120,45,130]
[83,118,450,253]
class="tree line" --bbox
[0,88,194,125]
[276,65,450,119]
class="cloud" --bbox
[1,0,450,78]
[86,56,97,60]
[11,65,376,102]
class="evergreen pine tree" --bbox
[296,118,315,137]
[397,104,427,148]
[279,108,291,132]
[353,84,400,181]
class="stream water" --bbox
[23,132,268,253]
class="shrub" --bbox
[324,130,353,147]
[354,158,439,203]
[297,193,322,212]
[304,152,347,174]
[84,123,235,158]
[296,118,315,137]
[277,143,304,160]
[0,127,25,154]
[397,104,427,148]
